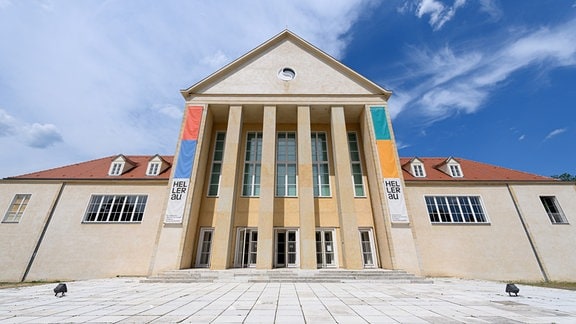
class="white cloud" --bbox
[0,109,16,136]
[518,135,525,141]
[22,123,63,148]
[0,0,375,177]
[544,128,567,141]
[387,17,576,123]
[0,109,62,148]
[415,0,466,30]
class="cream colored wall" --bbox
[25,182,167,281]
[510,184,576,281]
[192,118,378,269]
[406,183,545,281]
[200,40,376,96]
[0,182,62,282]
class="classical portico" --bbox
[150,30,421,275]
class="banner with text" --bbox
[164,106,203,224]
[371,106,409,223]
[384,178,409,223]
[165,178,190,223]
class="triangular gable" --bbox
[181,30,391,98]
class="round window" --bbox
[278,67,296,81]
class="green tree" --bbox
[551,173,576,181]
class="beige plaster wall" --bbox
[25,182,167,281]
[510,184,576,281]
[406,184,545,281]
[0,182,62,282]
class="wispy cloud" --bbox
[544,128,567,141]
[388,17,576,122]
[414,0,467,30]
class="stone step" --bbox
[142,269,433,284]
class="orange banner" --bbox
[182,106,203,140]
[376,140,399,178]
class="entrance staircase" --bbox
[142,269,432,284]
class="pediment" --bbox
[181,30,391,99]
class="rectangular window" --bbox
[109,162,123,176]
[540,196,568,224]
[146,163,160,176]
[449,164,462,177]
[83,195,148,223]
[242,132,262,197]
[208,132,226,196]
[311,132,330,197]
[425,196,487,223]
[276,132,297,197]
[347,132,365,197]
[413,164,425,177]
[2,194,31,223]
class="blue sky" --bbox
[0,0,574,178]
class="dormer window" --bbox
[412,164,426,177]
[406,157,426,178]
[108,155,136,176]
[449,164,462,177]
[147,162,161,176]
[109,162,124,176]
[146,154,169,176]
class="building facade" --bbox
[1,31,575,282]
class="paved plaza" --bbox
[0,277,575,323]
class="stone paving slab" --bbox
[0,278,575,323]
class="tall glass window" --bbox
[208,132,226,196]
[242,132,262,196]
[311,132,330,197]
[347,132,365,197]
[276,132,297,197]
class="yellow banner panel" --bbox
[376,140,399,178]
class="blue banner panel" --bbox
[174,140,197,178]
[370,106,391,140]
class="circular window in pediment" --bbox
[278,67,296,81]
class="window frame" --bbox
[109,162,124,176]
[83,194,148,223]
[146,162,161,176]
[424,195,489,224]
[2,194,32,223]
[412,163,426,177]
[449,164,463,177]
[540,196,568,224]
[347,132,365,197]
[207,132,226,197]
[311,132,331,197]
[276,132,298,197]
[242,132,263,197]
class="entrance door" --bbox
[359,229,376,268]
[275,229,298,268]
[195,228,213,268]
[315,229,336,268]
[236,228,258,268]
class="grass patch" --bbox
[0,281,58,290]
[516,281,576,291]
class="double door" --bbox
[235,228,258,268]
[275,229,298,267]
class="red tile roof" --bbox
[400,157,555,182]
[7,155,173,180]
[5,155,554,182]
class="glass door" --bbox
[195,228,213,268]
[359,229,376,268]
[275,229,298,268]
[236,228,258,268]
[316,229,336,268]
